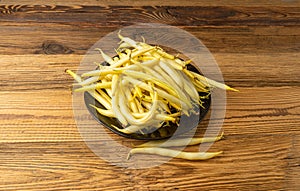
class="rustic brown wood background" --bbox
[0,0,299,190]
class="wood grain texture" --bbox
[0,1,299,191]
[0,134,297,190]
[1,0,300,7]
[0,5,299,55]
[0,87,298,142]
[0,24,300,55]
[0,5,299,26]
[0,53,298,89]
[1,5,300,25]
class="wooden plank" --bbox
[0,5,298,27]
[216,53,300,87]
[0,55,82,91]
[0,0,299,7]
[0,86,298,143]
[0,24,299,55]
[224,87,300,135]
[0,53,298,91]
[0,133,294,190]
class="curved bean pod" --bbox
[127,147,223,160]
[135,132,224,148]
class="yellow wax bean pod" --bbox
[89,104,115,118]
[74,82,112,92]
[127,148,223,160]
[136,132,224,148]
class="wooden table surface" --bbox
[1,1,299,190]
